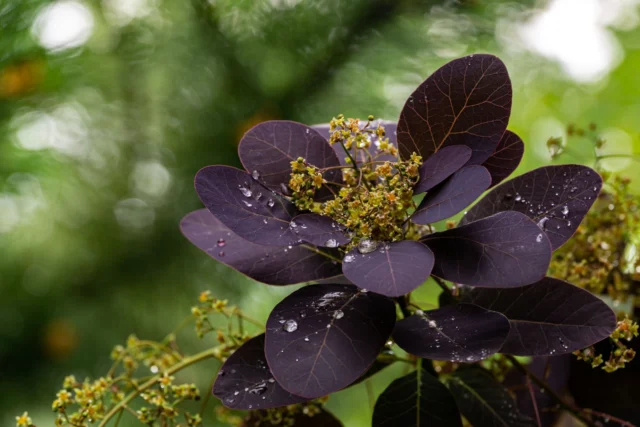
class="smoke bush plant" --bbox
[23,54,637,427]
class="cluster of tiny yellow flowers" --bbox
[549,175,640,302]
[574,316,639,372]
[15,412,33,427]
[289,114,423,245]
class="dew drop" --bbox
[537,217,549,230]
[515,194,522,202]
[251,170,260,180]
[358,239,378,254]
[536,233,543,243]
[428,320,437,328]
[217,238,226,247]
[239,186,252,198]
[343,254,356,263]
[267,199,275,208]
[325,238,338,248]
[333,310,344,319]
[248,382,268,395]
[242,200,253,208]
[561,205,569,215]
[218,251,225,257]
[283,319,298,332]
[415,310,424,316]
[304,337,310,342]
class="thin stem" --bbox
[526,375,542,427]
[99,348,218,427]
[301,244,343,263]
[365,379,375,412]
[113,408,124,427]
[505,355,597,427]
[340,140,359,173]
[199,369,218,418]
[432,276,456,300]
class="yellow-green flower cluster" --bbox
[574,316,639,373]
[288,115,423,246]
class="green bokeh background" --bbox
[2,0,640,425]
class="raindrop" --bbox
[252,170,260,180]
[415,310,424,316]
[333,310,344,319]
[280,183,290,194]
[536,234,543,243]
[242,200,253,208]
[290,221,298,229]
[515,194,522,202]
[263,219,268,224]
[304,337,310,342]
[428,320,437,328]
[325,239,338,248]
[561,205,569,215]
[505,193,513,200]
[248,382,268,395]
[239,186,252,198]
[537,217,548,229]
[282,320,298,332]
[358,239,378,254]
[217,238,226,247]
[343,254,356,263]
[268,378,275,383]
[218,251,225,257]
[267,199,275,208]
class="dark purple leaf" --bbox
[342,241,434,297]
[312,120,398,165]
[412,166,491,224]
[460,165,603,250]
[421,211,552,287]
[397,54,512,165]
[462,277,616,356]
[291,213,352,248]
[238,120,343,198]
[195,165,299,246]
[351,359,393,386]
[393,304,510,363]
[213,334,308,410]
[482,130,524,188]
[180,210,342,285]
[372,360,462,427]
[264,284,396,398]
[242,408,343,427]
[446,368,535,427]
[414,145,472,194]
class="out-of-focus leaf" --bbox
[421,211,551,287]
[460,165,603,250]
[242,407,343,427]
[412,165,491,224]
[195,165,299,246]
[312,120,398,165]
[414,145,472,194]
[445,368,536,427]
[291,213,351,247]
[462,277,616,356]
[397,54,512,165]
[180,210,342,285]
[482,130,524,188]
[342,241,434,297]
[372,360,462,427]
[213,334,308,410]
[393,304,510,362]
[238,120,342,199]
[264,284,395,398]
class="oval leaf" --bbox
[397,54,512,164]
[291,213,352,248]
[446,368,535,427]
[462,277,617,356]
[414,145,472,194]
[342,241,434,297]
[460,165,603,250]
[195,165,299,246]
[238,121,342,198]
[421,211,552,287]
[482,130,524,188]
[312,120,398,166]
[372,360,462,427]
[393,304,510,363]
[265,284,396,398]
[242,408,343,427]
[213,334,308,410]
[412,166,491,224]
[180,210,342,285]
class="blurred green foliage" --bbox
[2,0,640,425]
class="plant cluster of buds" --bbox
[289,115,423,245]
[574,316,639,372]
